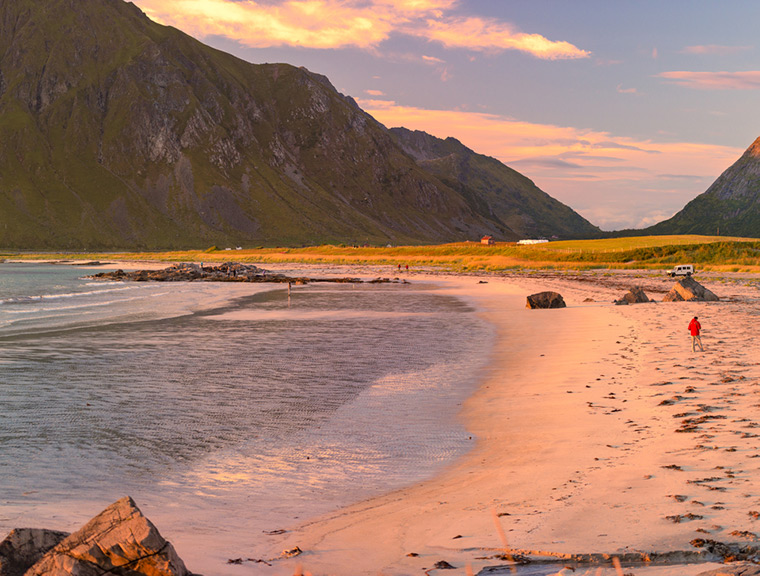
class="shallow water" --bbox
[0,263,492,573]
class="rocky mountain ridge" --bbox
[390,128,601,239]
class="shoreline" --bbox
[249,268,760,575]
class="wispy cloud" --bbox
[365,89,385,96]
[360,99,742,229]
[416,17,590,59]
[657,70,760,90]
[616,84,637,94]
[133,0,590,59]
[680,44,753,56]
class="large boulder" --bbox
[526,291,566,309]
[25,497,191,576]
[0,529,69,576]
[614,286,650,305]
[663,276,719,302]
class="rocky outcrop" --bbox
[25,497,191,576]
[614,286,650,305]
[0,529,69,576]
[87,262,366,284]
[526,291,566,309]
[663,277,719,302]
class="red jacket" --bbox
[688,318,701,336]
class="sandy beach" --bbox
[7,261,760,575]
[233,267,760,576]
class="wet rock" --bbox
[614,286,650,305]
[663,276,719,302]
[526,291,566,309]
[0,529,69,576]
[434,560,456,569]
[690,538,760,562]
[26,496,191,576]
[696,563,760,575]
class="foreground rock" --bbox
[614,286,650,305]
[24,497,192,576]
[0,529,69,576]
[663,276,719,302]
[526,291,566,309]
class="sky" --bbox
[130,0,760,231]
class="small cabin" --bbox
[481,235,495,245]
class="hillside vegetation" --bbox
[0,0,598,249]
[7,235,760,273]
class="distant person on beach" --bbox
[688,316,704,352]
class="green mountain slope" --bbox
[390,128,601,239]
[0,0,597,249]
[645,137,760,238]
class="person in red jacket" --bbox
[688,316,704,352]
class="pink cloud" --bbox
[680,44,753,56]
[365,89,385,96]
[657,71,760,90]
[132,0,590,58]
[415,17,590,59]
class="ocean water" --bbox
[0,262,492,571]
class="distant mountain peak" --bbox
[745,136,760,158]
[390,127,601,240]
[645,136,760,237]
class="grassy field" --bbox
[4,235,760,273]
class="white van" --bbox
[668,264,694,277]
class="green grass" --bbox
[7,234,760,273]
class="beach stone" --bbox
[25,496,191,576]
[663,276,719,302]
[0,528,69,576]
[526,291,566,309]
[617,286,650,305]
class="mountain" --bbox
[645,137,760,237]
[390,128,601,239]
[0,0,598,249]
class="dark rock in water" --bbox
[0,528,69,576]
[26,496,191,576]
[614,286,650,305]
[88,262,366,285]
[434,560,456,569]
[663,276,719,302]
[526,291,566,309]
